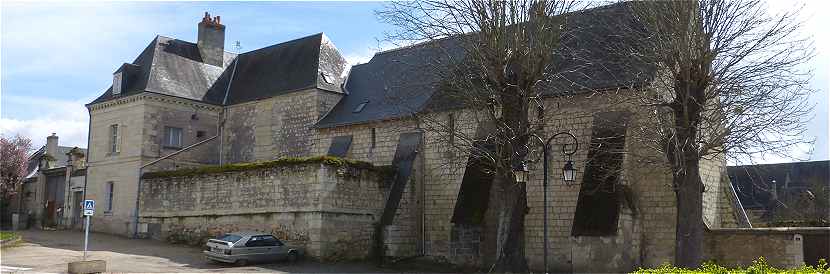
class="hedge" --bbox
[633,257,829,274]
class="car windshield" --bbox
[216,234,242,243]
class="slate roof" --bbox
[26,146,88,178]
[90,36,231,105]
[728,161,830,209]
[203,33,347,105]
[316,2,654,128]
[91,33,346,106]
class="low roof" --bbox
[26,146,87,179]
[316,2,654,128]
[90,36,232,105]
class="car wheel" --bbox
[235,259,249,266]
[287,251,298,263]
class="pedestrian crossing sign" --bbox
[83,200,94,216]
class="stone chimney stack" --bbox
[197,12,226,67]
[46,133,58,158]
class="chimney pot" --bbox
[198,12,225,67]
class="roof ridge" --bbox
[729,160,830,168]
[239,32,323,56]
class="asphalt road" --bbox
[0,230,411,273]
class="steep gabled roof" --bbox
[316,2,654,128]
[203,33,347,105]
[90,32,347,107]
[90,36,233,105]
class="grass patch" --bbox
[142,155,392,179]
[0,231,17,241]
[633,257,829,274]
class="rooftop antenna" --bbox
[233,40,242,53]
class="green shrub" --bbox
[0,231,17,241]
[632,257,829,274]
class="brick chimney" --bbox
[197,12,226,67]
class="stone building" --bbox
[82,4,825,272]
[17,133,87,230]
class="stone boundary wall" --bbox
[705,227,830,268]
[138,162,385,261]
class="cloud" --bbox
[0,95,90,149]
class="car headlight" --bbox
[224,249,232,255]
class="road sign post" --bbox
[83,200,94,261]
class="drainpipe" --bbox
[132,135,217,238]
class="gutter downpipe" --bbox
[132,135,217,238]
[219,57,239,166]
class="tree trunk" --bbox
[489,174,530,273]
[673,159,704,268]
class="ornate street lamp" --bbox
[513,132,578,274]
[562,158,576,183]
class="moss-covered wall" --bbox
[139,160,386,261]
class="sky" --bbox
[1,1,827,164]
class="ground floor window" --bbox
[105,182,115,212]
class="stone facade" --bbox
[222,89,342,163]
[85,93,221,235]
[139,162,384,260]
[310,92,736,271]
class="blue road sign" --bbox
[83,200,95,216]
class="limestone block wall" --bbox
[315,120,426,258]
[86,94,148,235]
[700,154,732,228]
[223,89,342,163]
[86,93,225,236]
[139,162,385,260]
[141,96,221,171]
[704,227,830,268]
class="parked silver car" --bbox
[204,231,302,266]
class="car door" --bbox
[259,235,285,262]
[244,236,269,262]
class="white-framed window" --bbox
[164,126,183,148]
[105,181,115,212]
[109,124,119,153]
[112,72,123,95]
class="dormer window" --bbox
[321,72,335,84]
[112,71,123,95]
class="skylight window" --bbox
[353,100,369,113]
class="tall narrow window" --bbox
[164,127,183,148]
[572,112,631,236]
[105,182,115,212]
[370,128,377,149]
[109,124,119,153]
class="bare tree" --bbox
[378,0,579,271]
[624,0,814,267]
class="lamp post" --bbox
[513,132,578,274]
